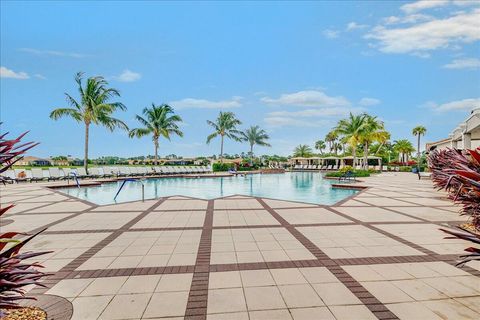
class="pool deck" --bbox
[1,172,479,319]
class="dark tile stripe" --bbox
[185,199,214,320]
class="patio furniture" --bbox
[417,171,432,180]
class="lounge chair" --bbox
[1,170,17,184]
[89,167,101,178]
[31,168,46,182]
[13,169,30,182]
[49,167,66,180]
[417,171,432,180]
[118,167,130,177]
[382,165,388,171]
[339,170,356,182]
[74,167,88,178]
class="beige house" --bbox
[426,107,480,152]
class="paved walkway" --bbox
[1,172,479,319]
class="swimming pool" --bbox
[57,172,358,206]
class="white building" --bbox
[426,107,480,152]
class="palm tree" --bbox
[412,126,427,170]
[315,140,326,155]
[241,125,271,163]
[325,131,338,154]
[358,115,389,169]
[50,72,128,173]
[375,131,391,156]
[334,113,368,167]
[293,144,313,157]
[206,112,242,163]
[129,104,183,164]
[394,139,415,163]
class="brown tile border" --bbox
[21,294,73,320]
[185,199,214,320]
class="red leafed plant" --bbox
[0,126,50,315]
[429,147,480,266]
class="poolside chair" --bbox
[12,169,29,182]
[74,167,88,179]
[118,167,130,177]
[49,167,66,180]
[339,170,356,182]
[1,170,17,184]
[30,168,46,182]
[89,167,101,178]
[417,171,432,180]
[326,165,332,170]
[382,165,388,171]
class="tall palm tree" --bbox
[241,125,271,163]
[394,139,415,163]
[375,131,391,156]
[315,140,326,155]
[293,144,313,157]
[129,104,183,164]
[50,72,128,173]
[334,113,368,167]
[412,126,427,170]
[358,115,389,169]
[206,112,242,163]
[325,131,338,154]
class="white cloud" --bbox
[359,97,381,106]
[34,74,47,80]
[267,107,363,118]
[443,57,480,69]
[427,97,480,112]
[400,0,450,14]
[366,8,480,55]
[261,90,351,108]
[113,69,141,82]
[346,22,368,31]
[171,96,243,109]
[19,48,88,58]
[322,29,340,39]
[382,13,434,25]
[264,117,333,128]
[0,66,29,79]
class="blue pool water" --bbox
[58,172,357,206]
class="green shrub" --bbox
[212,163,235,172]
[325,169,371,178]
[339,166,354,174]
[399,166,412,172]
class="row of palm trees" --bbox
[50,72,271,172]
[297,113,427,169]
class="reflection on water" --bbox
[58,172,357,206]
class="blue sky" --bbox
[1,0,479,158]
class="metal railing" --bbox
[114,178,145,202]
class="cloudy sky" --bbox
[1,0,479,158]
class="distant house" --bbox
[16,156,52,166]
[49,157,72,166]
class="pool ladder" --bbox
[114,178,145,202]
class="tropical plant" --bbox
[293,144,313,157]
[241,126,271,163]
[314,140,326,155]
[429,147,480,266]
[129,104,183,164]
[0,128,50,315]
[358,115,388,169]
[393,139,415,163]
[206,112,242,163]
[50,72,128,173]
[325,131,338,154]
[412,126,427,170]
[334,113,368,166]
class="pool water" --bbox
[58,172,357,206]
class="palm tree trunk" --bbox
[220,135,224,163]
[84,122,90,173]
[352,147,357,168]
[417,135,421,170]
[375,142,384,156]
[154,138,159,165]
[250,144,254,166]
[364,142,369,170]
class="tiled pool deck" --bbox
[1,172,479,319]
